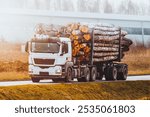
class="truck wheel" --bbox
[77,78,83,82]
[105,67,110,80]
[65,68,73,82]
[52,78,65,83]
[90,67,97,81]
[105,66,117,81]
[83,68,90,82]
[96,68,103,80]
[31,77,40,83]
[117,66,128,80]
[77,68,90,82]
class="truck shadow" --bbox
[36,79,123,84]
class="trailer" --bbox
[25,23,130,82]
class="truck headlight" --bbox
[55,69,61,74]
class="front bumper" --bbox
[29,65,65,79]
[30,75,65,79]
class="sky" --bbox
[0,0,148,15]
[0,0,149,42]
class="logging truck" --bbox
[25,23,130,82]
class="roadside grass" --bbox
[0,72,30,81]
[0,42,27,62]
[129,70,150,76]
[123,47,150,75]
[0,81,149,100]
[0,50,27,62]
[0,42,28,81]
[0,61,28,72]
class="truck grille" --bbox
[34,58,55,65]
[39,72,49,76]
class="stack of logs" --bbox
[34,23,132,63]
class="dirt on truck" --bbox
[25,22,132,83]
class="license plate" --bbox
[39,72,49,76]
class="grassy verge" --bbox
[0,81,149,100]
[123,47,150,75]
[0,72,30,81]
[129,70,150,76]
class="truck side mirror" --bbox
[25,42,29,53]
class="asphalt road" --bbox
[0,75,150,86]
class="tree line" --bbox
[0,0,150,15]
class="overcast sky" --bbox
[0,0,149,42]
[0,0,149,15]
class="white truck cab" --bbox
[25,37,73,82]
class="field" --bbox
[0,81,149,100]
[0,72,29,81]
[0,42,29,81]
[0,42,150,81]
[123,46,150,75]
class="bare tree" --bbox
[26,0,38,9]
[118,0,139,15]
[118,1,127,14]
[77,0,100,12]
[104,0,112,13]
[148,1,150,15]
[87,0,100,12]
[77,0,86,12]
[54,0,62,11]
[48,0,62,11]
[127,0,138,15]
[61,0,74,11]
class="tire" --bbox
[117,66,128,80]
[96,68,103,80]
[90,67,97,81]
[105,67,110,81]
[65,67,73,82]
[31,77,40,83]
[97,75,103,80]
[77,68,90,82]
[52,78,65,83]
[77,78,84,82]
[105,66,117,81]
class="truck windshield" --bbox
[31,42,60,53]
